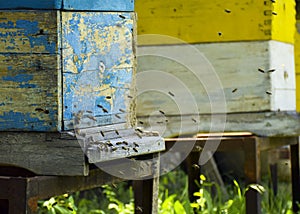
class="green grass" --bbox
[38,169,299,214]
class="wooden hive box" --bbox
[135,0,300,137]
[0,0,165,175]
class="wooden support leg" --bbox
[133,153,160,214]
[244,137,261,214]
[186,152,201,203]
[269,163,278,196]
[290,138,300,213]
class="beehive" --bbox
[0,0,136,131]
[135,0,299,137]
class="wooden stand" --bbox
[165,134,300,214]
[0,155,161,214]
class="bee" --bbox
[119,15,126,19]
[192,118,197,123]
[232,88,238,93]
[271,0,276,2]
[115,130,119,135]
[138,121,144,125]
[122,141,128,145]
[97,105,108,113]
[218,32,222,36]
[136,133,142,139]
[168,91,175,97]
[106,96,112,99]
[127,95,133,99]
[86,110,93,114]
[258,68,265,73]
[136,128,143,133]
[159,110,165,115]
[192,164,200,169]
[115,114,121,119]
[116,142,123,145]
[86,115,97,121]
[157,121,164,124]
[121,146,127,150]
[133,148,138,152]
[106,141,113,147]
[111,147,117,152]
[224,9,231,13]
[133,142,139,147]
[119,108,126,113]
[119,170,125,175]
[100,131,105,137]
[267,69,276,73]
[266,91,272,95]
[272,11,277,15]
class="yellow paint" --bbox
[135,0,295,45]
[295,21,300,112]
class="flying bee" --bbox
[122,141,128,145]
[115,130,119,135]
[168,91,175,97]
[119,108,126,113]
[115,114,121,119]
[266,91,272,95]
[133,142,139,147]
[106,96,112,99]
[232,88,238,93]
[127,95,133,99]
[258,68,265,73]
[267,69,276,73]
[136,133,142,139]
[192,164,200,169]
[133,148,138,153]
[116,142,123,145]
[224,9,231,13]
[111,147,117,152]
[100,131,105,137]
[272,11,277,15]
[119,15,126,19]
[86,115,97,121]
[159,110,165,115]
[121,146,127,150]
[218,32,222,36]
[86,110,93,114]
[138,121,144,125]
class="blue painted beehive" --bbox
[0,0,136,131]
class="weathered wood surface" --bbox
[137,111,300,138]
[136,0,295,45]
[0,0,134,11]
[62,12,136,131]
[137,41,295,116]
[0,11,60,131]
[62,123,165,163]
[294,20,300,112]
[0,132,88,176]
[0,11,136,132]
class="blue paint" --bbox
[0,0,134,11]
[0,111,56,131]
[0,19,57,54]
[2,73,33,83]
[19,83,37,88]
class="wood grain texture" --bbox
[294,20,300,112]
[137,41,295,117]
[136,0,295,45]
[0,132,88,175]
[0,0,134,11]
[62,12,136,130]
[0,11,60,131]
[137,111,300,138]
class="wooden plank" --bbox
[0,0,134,11]
[83,127,165,163]
[0,54,59,131]
[294,20,300,112]
[137,41,296,116]
[136,0,295,45]
[0,11,59,54]
[62,12,136,130]
[0,132,88,176]
[138,111,300,138]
